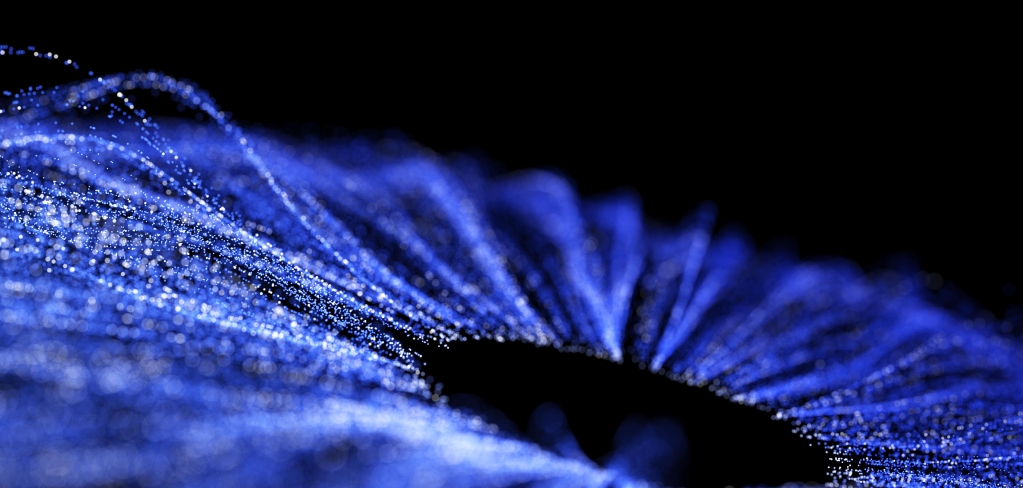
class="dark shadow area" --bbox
[423,339,832,487]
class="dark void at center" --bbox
[423,339,831,487]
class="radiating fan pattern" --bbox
[1,60,1022,487]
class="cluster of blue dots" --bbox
[1,46,1022,486]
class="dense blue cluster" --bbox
[2,48,1022,486]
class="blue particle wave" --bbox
[1,62,1022,487]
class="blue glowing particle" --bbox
[1,56,1022,487]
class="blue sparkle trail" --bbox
[1,46,1022,487]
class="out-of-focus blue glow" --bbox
[2,48,1023,486]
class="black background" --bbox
[3,19,1015,486]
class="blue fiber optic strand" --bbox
[2,47,1023,486]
